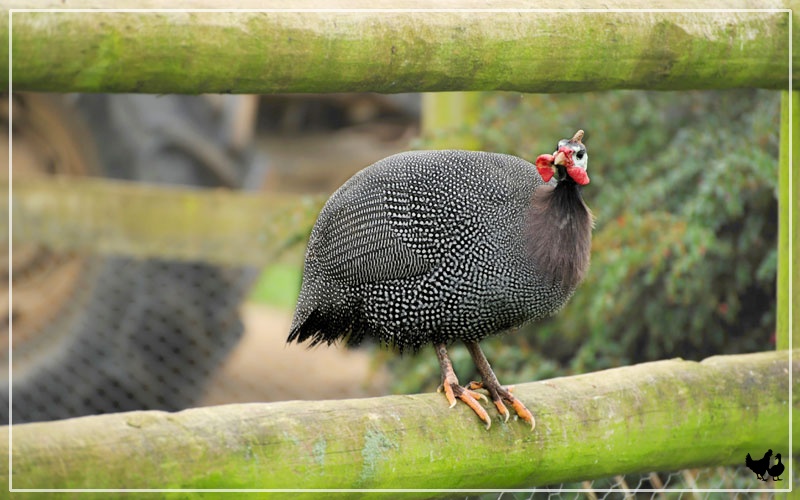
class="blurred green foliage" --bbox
[249,263,302,310]
[391,89,780,394]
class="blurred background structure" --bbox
[4,88,786,493]
[4,91,418,422]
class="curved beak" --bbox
[553,150,568,166]
[553,146,590,185]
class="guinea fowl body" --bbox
[289,149,592,352]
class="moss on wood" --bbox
[2,350,794,495]
[3,176,324,266]
[1,1,796,94]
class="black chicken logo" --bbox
[745,449,784,481]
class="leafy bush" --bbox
[391,90,780,393]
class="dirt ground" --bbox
[200,303,390,406]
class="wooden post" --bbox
[777,91,798,351]
[421,92,482,150]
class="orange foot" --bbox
[464,341,535,431]
[467,381,535,430]
[434,344,491,429]
[437,371,491,429]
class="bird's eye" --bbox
[576,150,585,160]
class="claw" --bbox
[494,399,510,423]
[442,383,457,408]
[510,398,535,431]
[470,379,532,429]
[440,380,491,428]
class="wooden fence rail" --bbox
[2,1,796,94]
[4,177,324,266]
[4,350,796,495]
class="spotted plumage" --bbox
[289,148,588,352]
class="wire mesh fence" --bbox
[453,464,795,498]
[533,465,792,498]
[4,92,792,495]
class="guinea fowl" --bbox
[289,130,593,429]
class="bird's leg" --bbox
[464,341,535,430]
[434,343,491,429]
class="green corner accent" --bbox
[777,91,798,351]
[794,91,799,352]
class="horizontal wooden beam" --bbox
[3,350,795,493]
[5,176,324,266]
[2,1,796,94]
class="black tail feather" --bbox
[288,305,420,354]
[288,307,363,347]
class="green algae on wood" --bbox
[1,2,795,94]
[2,176,324,266]
[2,350,794,493]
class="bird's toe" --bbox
[439,378,491,428]
[457,391,491,430]
[466,388,488,402]
[509,398,536,431]
[493,399,511,423]
[439,382,457,408]
[470,379,535,430]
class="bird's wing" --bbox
[309,170,435,286]
[308,150,538,286]
[381,150,534,259]
[382,169,459,261]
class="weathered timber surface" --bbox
[2,0,796,93]
[3,350,795,495]
[4,176,324,266]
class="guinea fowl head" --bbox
[535,129,590,186]
[526,129,594,291]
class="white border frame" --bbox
[6,6,794,495]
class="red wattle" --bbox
[535,154,555,183]
[567,166,590,185]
